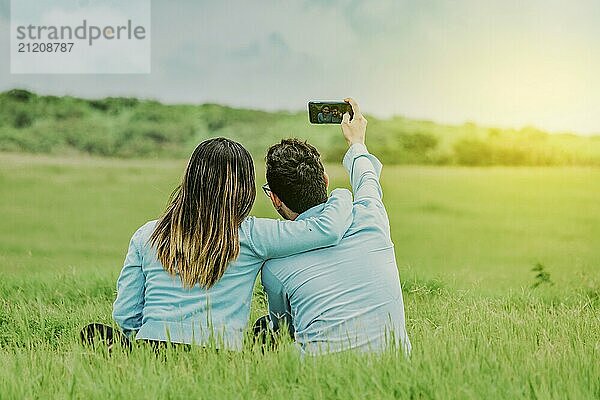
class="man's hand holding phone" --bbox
[341,98,367,147]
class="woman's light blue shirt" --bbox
[112,189,352,350]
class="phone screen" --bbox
[308,101,353,124]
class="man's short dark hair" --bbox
[266,139,327,214]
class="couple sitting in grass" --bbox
[82,99,411,355]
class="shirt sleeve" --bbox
[244,188,353,260]
[342,143,384,203]
[261,267,294,337]
[112,230,145,338]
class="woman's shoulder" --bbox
[136,219,158,235]
[130,219,159,249]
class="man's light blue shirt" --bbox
[262,144,411,355]
[112,189,353,350]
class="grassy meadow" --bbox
[0,152,599,399]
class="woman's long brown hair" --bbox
[150,138,256,289]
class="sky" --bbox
[0,0,599,134]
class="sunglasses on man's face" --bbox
[262,183,272,198]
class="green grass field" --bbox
[1,153,599,399]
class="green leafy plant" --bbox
[531,262,553,288]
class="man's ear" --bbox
[324,172,329,189]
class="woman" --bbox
[83,138,352,351]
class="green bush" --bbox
[5,89,36,102]
[453,138,491,166]
[13,110,34,129]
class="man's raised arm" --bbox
[340,98,384,203]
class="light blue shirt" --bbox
[262,144,411,355]
[112,188,353,350]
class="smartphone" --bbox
[308,101,353,124]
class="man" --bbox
[260,98,411,355]
[330,107,342,123]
